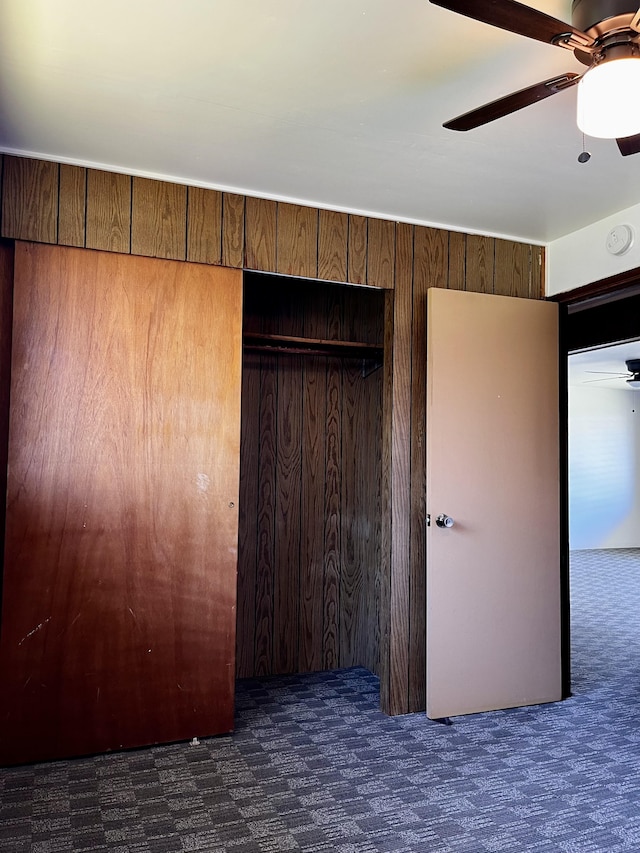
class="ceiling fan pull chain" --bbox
[578,133,591,164]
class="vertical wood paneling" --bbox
[86,170,132,254]
[222,192,245,268]
[323,354,342,669]
[494,238,530,298]
[348,215,368,284]
[326,281,344,340]
[273,295,303,673]
[58,165,87,248]
[341,359,382,674]
[254,355,277,675]
[273,355,303,673]
[466,234,495,293]
[131,177,187,260]
[324,283,344,667]
[318,210,348,282]
[187,187,222,265]
[277,203,318,278]
[340,360,359,667]
[341,284,363,342]
[448,231,465,289]
[531,246,544,298]
[388,222,413,715]
[379,290,394,711]
[237,278,383,678]
[1,156,58,243]
[415,226,448,291]
[299,289,328,672]
[367,366,383,675]
[0,242,14,577]
[245,197,277,272]
[236,351,261,677]
[367,218,396,289]
[274,279,303,336]
[299,356,327,672]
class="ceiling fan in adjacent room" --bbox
[584,358,640,386]
[430,0,640,154]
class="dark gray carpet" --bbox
[2,548,640,852]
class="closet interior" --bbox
[236,273,385,680]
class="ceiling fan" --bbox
[584,358,640,386]
[430,0,640,154]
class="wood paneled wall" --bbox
[0,156,397,288]
[0,153,545,715]
[238,276,383,678]
[0,241,13,595]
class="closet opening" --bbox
[236,272,385,684]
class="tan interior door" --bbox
[0,243,242,764]
[426,288,561,720]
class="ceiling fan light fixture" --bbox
[627,377,640,388]
[577,54,640,139]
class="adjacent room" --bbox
[568,340,640,699]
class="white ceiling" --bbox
[2,0,640,244]
[570,339,640,390]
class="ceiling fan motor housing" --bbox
[572,0,640,64]
[573,0,637,31]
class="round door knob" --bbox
[435,514,454,529]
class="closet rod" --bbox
[243,332,383,362]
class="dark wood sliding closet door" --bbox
[0,243,242,765]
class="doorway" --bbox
[568,338,640,695]
[562,286,640,699]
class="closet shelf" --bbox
[243,332,383,362]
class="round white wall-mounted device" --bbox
[606,224,634,256]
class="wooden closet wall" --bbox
[237,275,384,678]
[0,153,545,716]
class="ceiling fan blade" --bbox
[617,134,640,156]
[444,73,580,131]
[429,0,594,50]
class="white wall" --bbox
[569,383,640,549]
[548,201,640,296]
